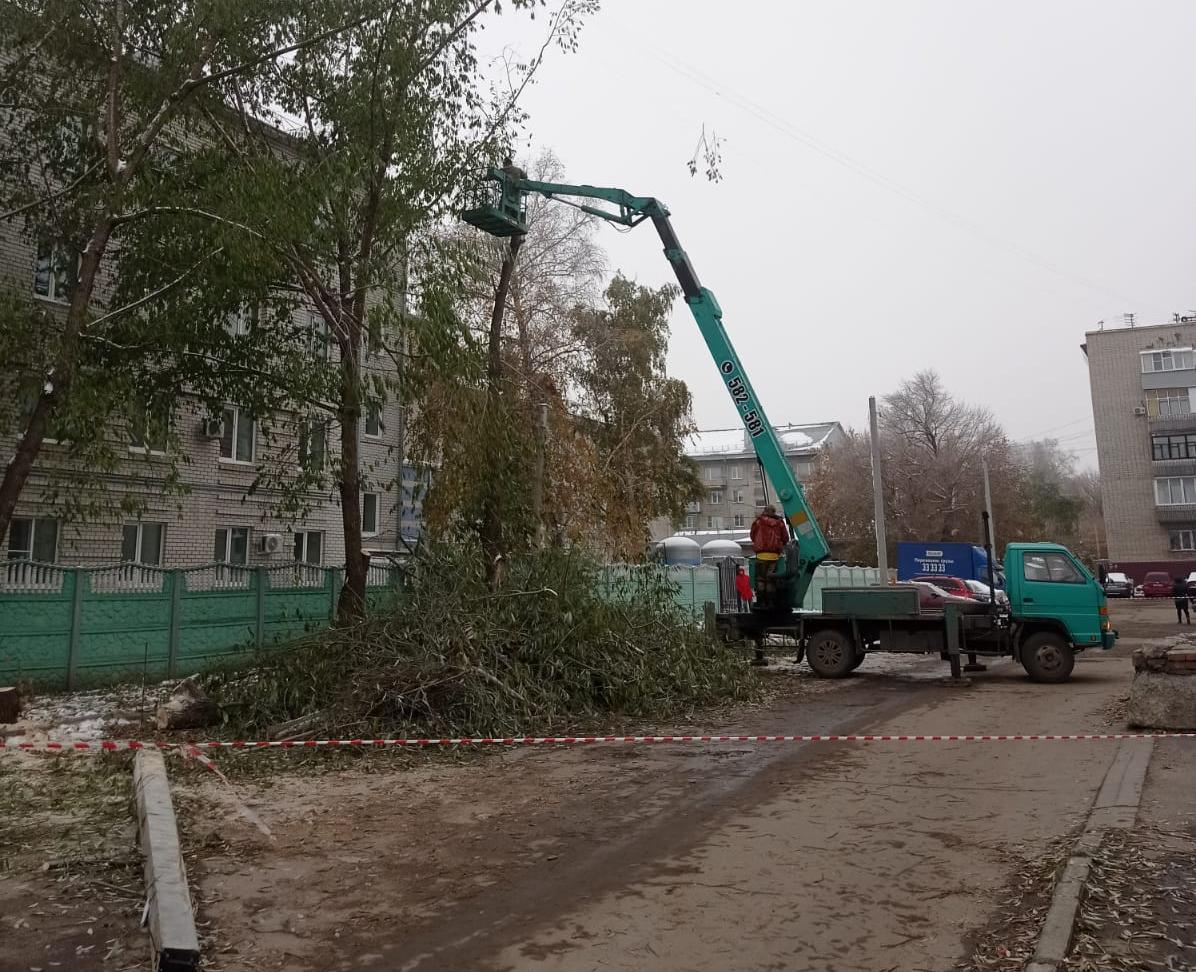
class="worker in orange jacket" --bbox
[750,505,789,598]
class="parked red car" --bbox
[911,575,977,600]
[1141,571,1175,598]
[900,581,981,613]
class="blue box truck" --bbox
[896,542,1004,587]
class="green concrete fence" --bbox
[0,561,403,687]
[0,561,723,688]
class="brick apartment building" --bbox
[1,217,422,573]
[650,422,845,547]
[1084,317,1196,579]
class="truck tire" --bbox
[849,650,866,671]
[806,629,856,679]
[1020,632,1075,683]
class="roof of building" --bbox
[686,422,841,458]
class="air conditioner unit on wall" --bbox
[1133,406,1147,416]
[260,533,283,555]
[201,417,225,438]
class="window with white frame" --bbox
[224,306,253,337]
[7,517,58,562]
[704,466,721,482]
[293,530,323,564]
[707,515,723,530]
[732,488,746,504]
[364,404,383,438]
[219,406,255,462]
[709,489,723,505]
[733,513,747,528]
[213,527,249,565]
[33,241,77,303]
[684,514,697,530]
[1144,387,1191,419]
[362,493,379,535]
[121,523,165,565]
[730,465,743,480]
[129,409,169,454]
[305,313,329,359]
[298,418,327,470]
[752,467,763,483]
[754,495,766,508]
[1155,476,1196,506]
[1141,348,1195,373]
[1169,529,1196,552]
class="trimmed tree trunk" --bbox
[337,334,368,623]
[479,234,523,584]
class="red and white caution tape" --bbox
[4,732,1196,753]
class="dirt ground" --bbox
[171,601,1181,972]
[2,599,1191,972]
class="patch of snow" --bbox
[43,380,53,394]
[779,429,812,448]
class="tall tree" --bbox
[0,0,386,541]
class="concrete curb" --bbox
[134,749,200,972]
[1025,738,1154,971]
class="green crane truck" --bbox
[462,164,1115,683]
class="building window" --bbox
[121,523,165,565]
[1155,476,1196,506]
[33,241,77,303]
[364,405,383,438]
[129,410,169,454]
[709,490,723,505]
[305,313,329,359]
[755,495,766,508]
[1144,387,1191,419]
[7,517,59,562]
[1141,348,1194,373]
[1152,433,1196,461]
[730,465,743,480]
[733,513,747,528]
[362,493,379,535]
[298,418,327,470]
[214,527,249,565]
[752,467,763,483]
[219,406,255,463]
[707,515,723,530]
[704,466,721,482]
[225,306,252,337]
[1169,529,1196,552]
[293,530,323,564]
[732,488,745,504]
[794,461,813,478]
[684,514,697,530]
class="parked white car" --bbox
[964,578,1010,608]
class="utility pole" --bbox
[868,396,889,579]
[982,457,996,551]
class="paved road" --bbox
[189,644,1139,972]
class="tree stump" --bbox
[0,687,19,724]
[155,677,218,731]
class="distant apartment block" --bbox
[650,422,845,545]
[1084,317,1196,576]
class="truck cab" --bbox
[1004,542,1115,668]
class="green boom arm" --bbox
[471,167,831,605]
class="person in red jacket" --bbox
[750,505,789,608]
[734,565,753,607]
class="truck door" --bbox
[1017,550,1104,647]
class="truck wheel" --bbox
[806,629,856,678]
[849,650,866,671]
[1020,632,1075,683]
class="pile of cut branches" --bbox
[205,542,754,738]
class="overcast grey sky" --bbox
[482,0,1196,466]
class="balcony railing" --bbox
[1156,504,1196,524]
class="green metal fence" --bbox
[0,561,403,687]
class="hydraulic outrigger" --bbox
[462,165,831,608]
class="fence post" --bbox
[167,571,182,678]
[328,567,342,623]
[254,567,266,649]
[65,569,85,690]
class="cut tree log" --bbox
[155,676,218,731]
[0,687,19,724]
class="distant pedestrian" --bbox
[735,564,753,608]
[1174,576,1190,624]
